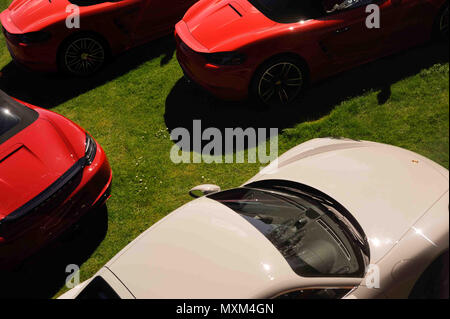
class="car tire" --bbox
[58,33,109,76]
[250,55,308,107]
[433,1,449,40]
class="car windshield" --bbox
[208,187,366,277]
[248,0,369,23]
[0,90,38,145]
[76,276,121,299]
[0,106,20,136]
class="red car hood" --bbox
[0,117,78,219]
[5,0,69,32]
[183,0,275,51]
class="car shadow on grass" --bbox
[164,41,449,153]
[0,35,176,109]
[0,205,108,299]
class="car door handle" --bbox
[335,26,350,33]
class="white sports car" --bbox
[60,138,449,299]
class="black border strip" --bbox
[0,157,87,227]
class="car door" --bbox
[131,0,196,44]
[271,278,363,299]
[381,0,438,53]
[317,0,396,68]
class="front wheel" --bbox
[435,2,449,40]
[251,56,307,107]
[59,34,107,76]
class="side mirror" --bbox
[189,184,221,198]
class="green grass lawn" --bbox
[0,0,448,298]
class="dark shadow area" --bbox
[165,41,449,153]
[0,36,175,109]
[377,84,392,105]
[69,0,124,6]
[409,250,449,299]
[0,205,108,299]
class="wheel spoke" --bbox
[281,63,292,78]
[88,55,104,62]
[87,39,96,51]
[261,87,275,102]
[67,58,81,66]
[278,87,289,104]
[90,47,104,55]
[286,77,303,87]
[74,61,83,71]
[262,71,275,83]
[72,42,81,52]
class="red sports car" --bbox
[0,0,197,75]
[0,90,112,270]
[176,0,449,105]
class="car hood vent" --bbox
[228,3,242,17]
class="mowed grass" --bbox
[0,0,448,298]
[0,0,10,69]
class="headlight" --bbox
[202,51,246,66]
[85,133,97,165]
[18,31,51,44]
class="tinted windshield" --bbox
[209,187,365,277]
[76,276,121,299]
[248,0,372,23]
[0,90,38,145]
[248,0,326,23]
[0,107,20,136]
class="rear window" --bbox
[76,276,121,299]
[0,90,38,145]
[209,187,365,278]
